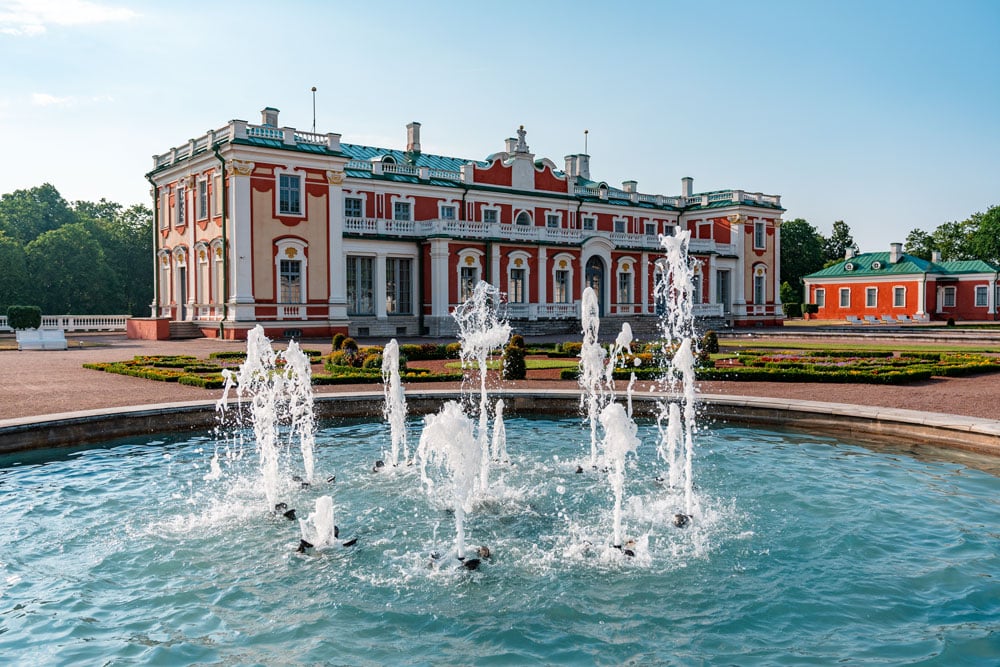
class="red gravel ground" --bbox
[2,333,999,422]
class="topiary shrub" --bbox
[783,303,802,318]
[701,330,720,354]
[332,333,346,349]
[7,305,41,330]
[341,337,359,353]
[502,335,527,380]
[362,353,383,369]
[561,341,583,357]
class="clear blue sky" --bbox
[2,0,997,252]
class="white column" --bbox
[375,252,388,319]
[537,247,548,307]
[730,216,747,318]
[326,171,348,320]
[640,251,650,314]
[491,247,501,290]
[773,220,783,314]
[430,238,450,318]
[186,183,196,320]
[229,162,255,320]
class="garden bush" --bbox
[332,333,346,349]
[783,303,802,318]
[502,335,527,380]
[6,305,41,330]
[702,330,719,354]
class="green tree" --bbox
[0,231,29,311]
[75,200,154,315]
[904,229,935,261]
[823,220,856,262]
[25,223,118,314]
[967,204,1000,264]
[0,184,75,245]
[779,218,825,302]
[931,220,975,261]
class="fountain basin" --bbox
[1,413,998,664]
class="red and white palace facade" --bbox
[142,107,785,340]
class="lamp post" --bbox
[311,86,317,133]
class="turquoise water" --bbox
[1,418,999,665]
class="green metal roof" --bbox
[805,252,998,280]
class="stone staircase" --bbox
[169,321,205,339]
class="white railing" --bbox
[246,125,283,140]
[0,314,129,332]
[615,304,640,315]
[428,169,462,181]
[293,130,326,145]
[537,303,580,319]
[382,163,420,176]
[345,160,373,171]
[196,305,224,321]
[692,303,725,318]
[278,304,303,320]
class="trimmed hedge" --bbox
[6,305,41,330]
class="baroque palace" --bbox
[139,107,785,340]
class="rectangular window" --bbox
[614,220,626,234]
[385,258,412,314]
[866,287,877,308]
[460,266,478,301]
[815,288,826,308]
[279,259,302,302]
[618,272,632,304]
[663,225,676,237]
[509,268,526,303]
[344,197,362,218]
[943,286,956,308]
[483,208,498,224]
[753,275,766,304]
[546,214,559,228]
[346,256,374,315]
[393,201,411,221]
[279,174,301,215]
[893,286,905,307]
[692,275,703,304]
[440,205,456,220]
[975,285,988,307]
[197,179,208,220]
[839,287,851,308]
[582,216,596,231]
[177,186,186,226]
[753,221,766,249]
[645,222,657,236]
[554,270,570,303]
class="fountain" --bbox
[2,276,998,662]
[381,338,408,467]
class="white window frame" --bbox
[482,207,499,224]
[815,288,825,308]
[275,167,305,217]
[645,221,657,237]
[975,285,988,307]
[613,218,627,234]
[346,254,375,315]
[839,287,851,308]
[753,220,766,249]
[865,287,878,308]
[274,239,308,303]
[213,174,222,217]
[893,286,906,308]
[176,185,186,226]
[456,249,484,302]
[392,200,412,222]
[545,212,561,228]
[439,203,457,220]
[514,209,532,226]
[617,263,634,305]
[753,264,767,304]
[385,256,413,315]
[344,196,364,219]
[507,251,531,304]
[943,286,957,308]
[551,252,575,304]
[211,238,225,305]
[582,216,596,231]
[196,178,208,220]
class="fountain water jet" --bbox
[381,339,409,467]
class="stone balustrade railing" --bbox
[0,315,129,333]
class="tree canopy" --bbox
[903,204,999,265]
[0,184,152,315]
[779,218,825,302]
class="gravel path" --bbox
[2,333,999,422]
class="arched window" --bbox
[515,210,532,226]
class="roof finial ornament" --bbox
[515,125,528,153]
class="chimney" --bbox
[261,107,279,127]
[505,137,518,153]
[564,155,579,178]
[406,121,421,153]
[578,153,590,180]
[931,250,942,263]
[681,176,694,197]
[845,247,856,260]
[889,242,902,263]
[622,180,638,193]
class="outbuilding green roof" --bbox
[805,252,999,280]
